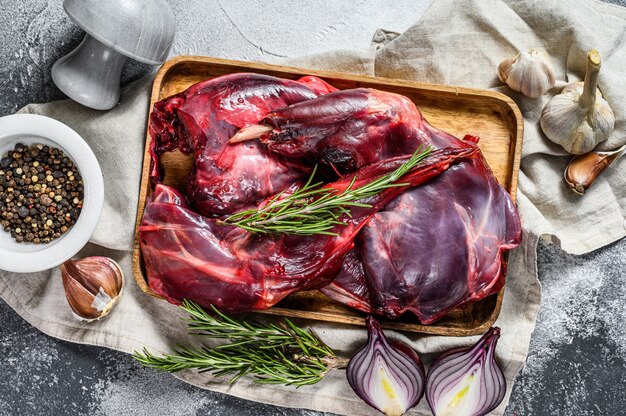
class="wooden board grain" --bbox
[132,56,523,336]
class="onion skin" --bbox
[426,327,505,416]
[346,316,425,416]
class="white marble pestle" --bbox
[52,0,176,110]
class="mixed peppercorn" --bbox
[0,143,83,244]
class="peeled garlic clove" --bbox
[346,316,425,416]
[541,49,615,154]
[565,144,625,195]
[61,256,124,321]
[498,49,555,98]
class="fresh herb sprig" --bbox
[219,145,432,235]
[133,300,346,386]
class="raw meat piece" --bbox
[359,153,521,324]
[140,146,476,313]
[149,73,333,216]
[321,144,521,323]
[319,248,371,313]
[233,88,521,323]
[233,88,464,176]
[293,75,339,95]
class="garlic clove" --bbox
[60,256,124,321]
[564,144,625,195]
[498,49,555,98]
[540,49,615,155]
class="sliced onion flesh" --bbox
[347,316,425,416]
[426,327,505,416]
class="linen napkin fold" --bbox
[1,1,625,415]
[373,0,626,255]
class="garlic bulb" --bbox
[540,49,615,154]
[60,256,124,321]
[565,144,625,195]
[498,49,555,98]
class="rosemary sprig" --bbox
[219,145,433,235]
[133,300,346,386]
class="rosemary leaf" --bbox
[133,300,341,387]
[220,145,432,235]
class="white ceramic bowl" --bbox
[0,114,104,273]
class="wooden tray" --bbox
[132,56,523,336]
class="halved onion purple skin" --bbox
[426,327,506,416]
[347,316,425,416]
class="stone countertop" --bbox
[1,1,625,415]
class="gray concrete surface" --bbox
[1,1,625,415]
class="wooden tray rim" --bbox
[132,55,523,336]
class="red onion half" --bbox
[347,316,425,416]
[426,327,505,416]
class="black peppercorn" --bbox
[0,143,83,245]
[18,206,29,218]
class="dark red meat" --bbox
[140,147,476,312]
[149,73,333,216]
[319,248,371,313]
[358,153,521,323]
[236,88,463,176]
[238,88,521,323]
[292,75,339,95]
[142,75,521,324]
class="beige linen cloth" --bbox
[1,1,625,414]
